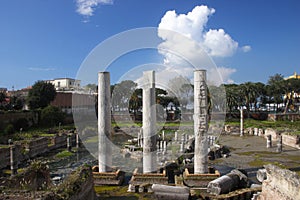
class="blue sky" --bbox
[0,0,299,89]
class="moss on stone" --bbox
[55,150,73,158]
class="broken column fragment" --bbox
[152,184,190,200]
[207,169,248,195]
[256,168,267,183]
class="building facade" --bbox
[45,78,81,91]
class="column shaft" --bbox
[194,70,208,174]
[143,71,157,173]
[98,72,112,172]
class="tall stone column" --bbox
[240,108,244,137]
[143,70,157,173]
[194,70,208,174]
[98,72,112,172]
[10,145,17,175]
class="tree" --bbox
[0,92,6,110]
[84,83,97,93]
[27,81,56,110]
[129,88,142,117]
[224,84,240,113]
[0,92,5,103]
[282,78,300,113]
[266,74,285,111]
[111,80,137,112]
[167,76,193,109]
[40,105,65,127]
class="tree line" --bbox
[1,73,299,121]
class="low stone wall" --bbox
[0,133,77,170]
[0,144,22,170]
[282,133,300,149]
[268,113,300,121]
[25,137,49,158]
[0,146,10,169]
[264,128,279,140]
[254,164,300,200]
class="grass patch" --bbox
[39,133,56,137]
[248,158,270,167]
[237,151,280,156]
[84,136,98,144]
[95,186,152,200]
[55,150,73,158]
[225,119,300,132]
[285,155,300,162]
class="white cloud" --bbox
[212,66,237,85]
[28,67,56,71]
[203,29,238,57]
[76,0,113,17]
[156,5,242,85]
[241,45,251,52]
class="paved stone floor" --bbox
[210,135,300,178]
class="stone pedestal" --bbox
[182,168,220,188]
[92,166,125,186]
[128,168,168,193]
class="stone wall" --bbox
[0,111,38,127]
[25,137,49,158]
[54,165,97,200]
[254,164,300,200]
[268,113,300,121]
[0,164,97,200]
[282,133,300,149]
[264,128,279,140]
[0,144,22,170]
[0,146,10,169]
[0,133,77,170]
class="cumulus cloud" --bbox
[203,29,238,57]
[76,0,113,17]
[156,5,245,85]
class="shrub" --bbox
[40,106,65,127]
[4,124,15,135]
[14,118,29,131]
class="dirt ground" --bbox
[210,134,300,177]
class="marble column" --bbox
[194,70,208,174]
[240,108,244,137]
[143,70,157,173]
[10,145,17,175]
[98,72,112,172]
